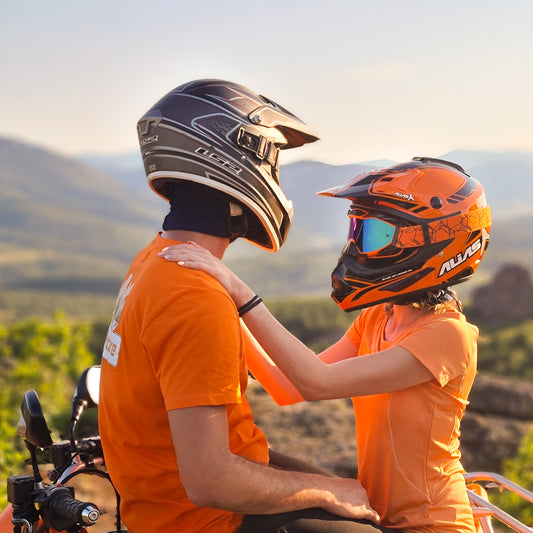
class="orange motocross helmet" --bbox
[319,157,492,311]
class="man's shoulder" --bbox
[131,238,224,289]
[122,238,235,319]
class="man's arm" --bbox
[267,449,336,478]
[168,405,379,521]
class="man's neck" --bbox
[160,230,230,260]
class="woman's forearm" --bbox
[241,302,330,400]
[242,323,304,405]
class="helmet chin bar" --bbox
[330,237,459,312]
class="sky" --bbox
[2,0,533,165]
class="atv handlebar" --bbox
[47,486,100,526]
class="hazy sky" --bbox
[2,0,533,165]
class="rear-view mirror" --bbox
[18,390,53,449]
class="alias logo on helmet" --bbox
[438,230,487,278]
[394,192,415,202]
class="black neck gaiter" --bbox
[162,181,230,238]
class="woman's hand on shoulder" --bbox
[158,242,252,304]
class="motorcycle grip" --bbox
[49,488,100,525]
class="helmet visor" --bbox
[349,217,396,254]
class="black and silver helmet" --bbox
[137,79,318,251]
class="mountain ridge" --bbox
[2,135,533,300]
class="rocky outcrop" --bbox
[247,372,533,476]
[247,381,358,477]
[470,264,533,327]
[461,373,533,472]
[468,372,533,420]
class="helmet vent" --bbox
[195,115,240,140]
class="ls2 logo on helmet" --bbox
[195,147,242,174]
[438,237,482,277]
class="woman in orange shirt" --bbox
[160,157,492,532]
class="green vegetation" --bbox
[268,295,358,352]
[0,289,117,323]
[0,314,102,508]
[489,430,533,527]
[475,317,533,379]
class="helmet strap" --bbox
[227,201,249,242]
[390,287,462,311]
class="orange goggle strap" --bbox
[394,206,492,248]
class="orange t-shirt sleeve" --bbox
[345,307,375,349]
[143,286,243,411]
[399,317,476,387]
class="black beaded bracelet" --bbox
[238,294,263,317]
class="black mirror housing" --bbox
[19,390,53,449]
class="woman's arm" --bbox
[242,324,356,404]
[239,300,433,400]
[242,322,304,405]
[245,320,358,403]
[160,243,434,399]
[318,335,359,364]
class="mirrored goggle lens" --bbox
[349,217,396,253]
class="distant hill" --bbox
[0,137,164,292]
[83,148,533,220]
[2,136,533,302]
[82,147,533,237]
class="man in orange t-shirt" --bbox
[100,233,268,531]
[99,80,381,533]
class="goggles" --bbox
[347,205,492,254]
[349,217,396,254]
